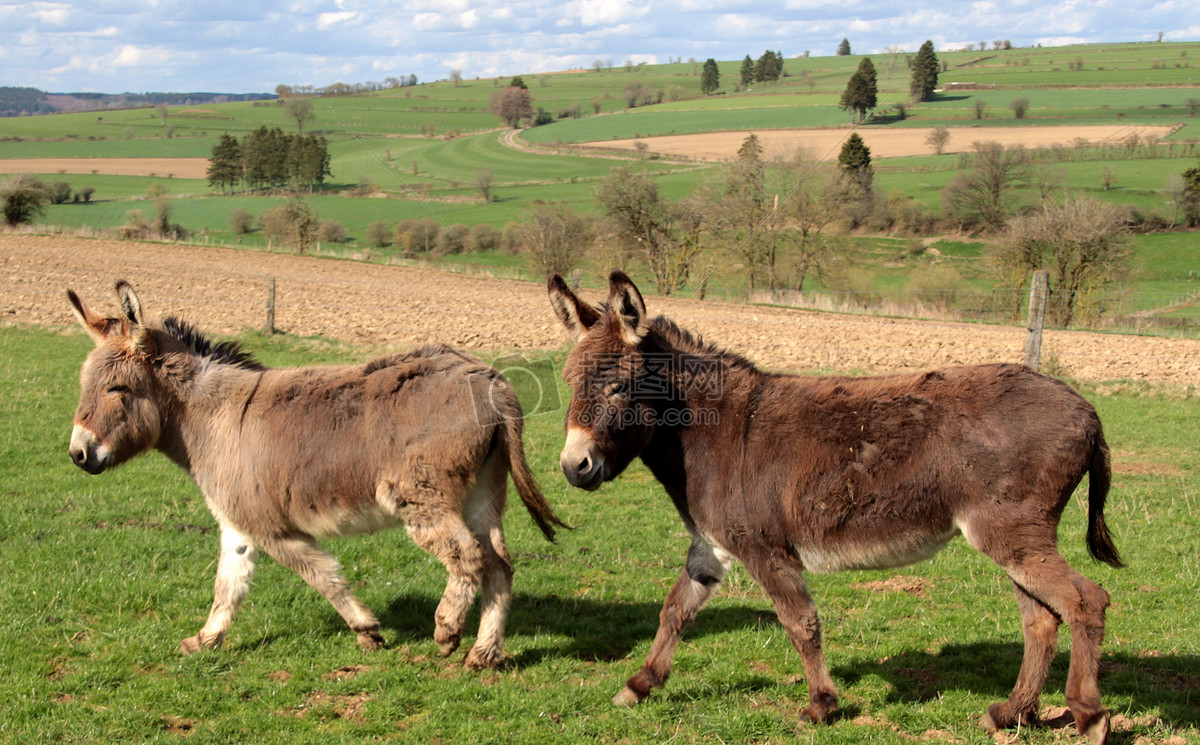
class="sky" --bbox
[2,0,1198,94]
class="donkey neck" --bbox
[152,334,267,472]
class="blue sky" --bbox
[2,0,1197,93]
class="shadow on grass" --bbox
[375,590,769,666]
[364,594,1199,733]
[837,642,1200,732]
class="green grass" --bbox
[1,322,1197,744]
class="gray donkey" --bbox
[68,280,566,668]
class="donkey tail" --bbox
[1086,431,1124,568]
[482,375,570,543]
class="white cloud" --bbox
[316,11,358,29]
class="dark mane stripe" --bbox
[163,317,265,371]
[648,315,758,371]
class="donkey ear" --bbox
[607,270,648,346]
[114,280,154,354]
[548,274,601,340]
[67,289,120,345]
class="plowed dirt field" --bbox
[3,235,1197,389]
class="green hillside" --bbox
[2,40,1199,334]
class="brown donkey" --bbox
[549,271,1122,744]
[68,281,566,668]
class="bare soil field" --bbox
[3,234,1197,389]
[0,158,209,179]
[591,125,1177,161]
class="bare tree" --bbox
[926,125,951,155]
[1010,97,1031,119]
[973,99,990,120]
[489,86,533,128]
[942,141,1030,232]
[475,169,495,202]
[595,165,705,295]
[514,202,593,277]
[449,69,463,87]
[283,97,316,133]
[992,195,1133,326]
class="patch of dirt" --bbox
[589,125,1178,161]
[283,691,371,723]
[323,664,371,681]
[161,715,197,736]
[3,235,1199,388]
[0,158,209,179]
[852,576,933,596]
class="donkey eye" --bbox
[107,385,131,395]
[604,381,629,398]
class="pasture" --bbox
[0,304,1197,743]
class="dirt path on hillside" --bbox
[589,125,1178,161]
[2,234,1197,389]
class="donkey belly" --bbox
[794,526,959,574]
[293,501,404,539]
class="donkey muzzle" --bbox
[69,425,110,475]
[560,427,605,491]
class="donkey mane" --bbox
[647,315,758,372]
[162,316,265,371]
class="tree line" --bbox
[206,127,332,194]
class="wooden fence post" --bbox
[264,278,276,336]
[1024,270,1049,371]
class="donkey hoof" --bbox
[436,635,462,658]
[1078,710,1110,745]
[612,686,642,707]
[356,629,385,651]
[464,646,503,670]
[179,632,219,655]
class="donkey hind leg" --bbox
[260,534,385,650]
[181,523,260,653]
[965,514,1112,745]
[739,550,839,723]
[982,582,1061,734]
[404,506,486,660]
[614,538,732,706]
[1005,553,1110,744]
[461,453,514,670]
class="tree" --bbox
[1010,97,1030,119]
[836,38,851,56]
[910,40,939,102]
[700,58,720,95]
[259,197,318,253]
[837,133,873,192]
[942,141,1030,232]
[1180,160,1200,227]
[490,86,533,127]
[0,173,48,226]
[207,134,242,194]
[514,202,594,277]
[449,69,463,87]
[283,97,315,133]
[475,169,495,202]
[993,195,1133,326]
[926,125,951,155]
[754,50,782,82]
[595,165,705,295]
[702,134,773,290]
[739,55,754,88]
[839,57,877,123]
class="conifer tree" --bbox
[836,38,851,56]
[910,40,939,102]
[838,57,877,123]
[739,55,754,88]
[701,58,720,95]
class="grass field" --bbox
[0,322,1196,744]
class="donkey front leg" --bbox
[261,534,385,650]
[181,524,259,653]
[614,539,731,706]
[740,551,839,723]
